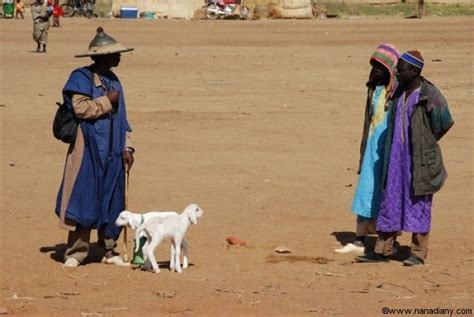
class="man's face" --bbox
[396,59,419,86]
[108,53,121,68]
[369,60,390,86]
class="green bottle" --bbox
[132,236,147,265]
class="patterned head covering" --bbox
[370,43,400,95]
[400,50,424,70]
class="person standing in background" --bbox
[31,0,51,53]
[15,0,25,19]
[52,0,64,27]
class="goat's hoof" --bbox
[154,269,161,274]
[176,269,183,273]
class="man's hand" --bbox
[107,90,120,103]
[107,90,120,112]
[123,149,134,171]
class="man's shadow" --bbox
[40,242,106,264]
[330,231,411,260]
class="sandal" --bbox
[63,257,80,267]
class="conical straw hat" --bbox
[75,27,134,58]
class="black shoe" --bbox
[403,255,424,266]
[355,252,389,263]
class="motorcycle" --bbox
[203,0,251,20]
[62,0,96,18]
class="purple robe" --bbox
[376,88,433,233]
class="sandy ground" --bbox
[0,16,473,316]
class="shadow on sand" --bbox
[39,242,106,264]
[330,231,411,261]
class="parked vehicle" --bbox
[203,0,250,20]
[61,0,96,18]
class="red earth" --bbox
[1,16,472,316]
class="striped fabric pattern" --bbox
[370,43,400,95]
[400,51,424,70]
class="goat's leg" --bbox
[143,258,152,271]
[169,243,175,271]
[142,240,149,261]
[141,241,152,270]
[146,236,163,273]
[181,240,189,269]
[173,238,183,273]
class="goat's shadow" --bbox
[330,231,411,261]
[39,242,106,264]
[41,243,197,268]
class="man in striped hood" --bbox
[336,43,400,255]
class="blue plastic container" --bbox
[120,6,138,19]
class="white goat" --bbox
[115,210,178,230]
[135,203,204,273]
[115,210,189,266]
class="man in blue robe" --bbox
[55,27,135,267]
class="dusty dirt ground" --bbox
[0,16,473,316]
